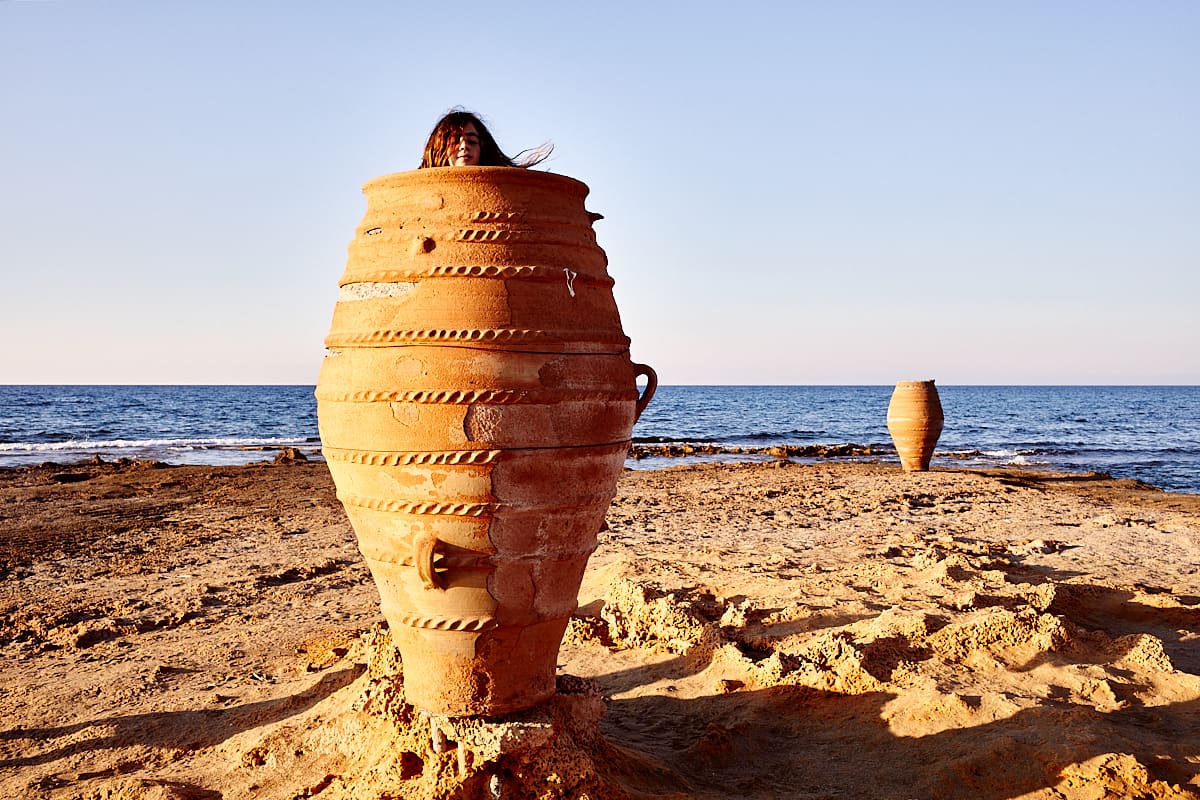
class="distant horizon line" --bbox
[3,383,1198,389]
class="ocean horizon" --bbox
[1,384,1197,494]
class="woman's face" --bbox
[449,123,481,166]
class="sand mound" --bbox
[201,627,636,800]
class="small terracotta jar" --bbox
[886,380,944,472]
[316,167,654,716]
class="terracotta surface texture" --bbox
[886,380,945,472]
[316,167,655,716]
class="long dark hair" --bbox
[418,109,552,169]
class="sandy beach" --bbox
[2,456,1199,799]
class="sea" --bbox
[0,385,1197,495]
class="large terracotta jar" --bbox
[886,380,944,472]
[316,167,655,716]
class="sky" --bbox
[2,1,1196,385]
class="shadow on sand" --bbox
[0,664,364,772]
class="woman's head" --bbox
[418,108,552,169]
[419,110,512,168]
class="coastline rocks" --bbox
[628,442,879,460]
[272,447,308,464]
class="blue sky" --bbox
[2,1,1196,384]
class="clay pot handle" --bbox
[413,534,445,591]
[632,363,658,422]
